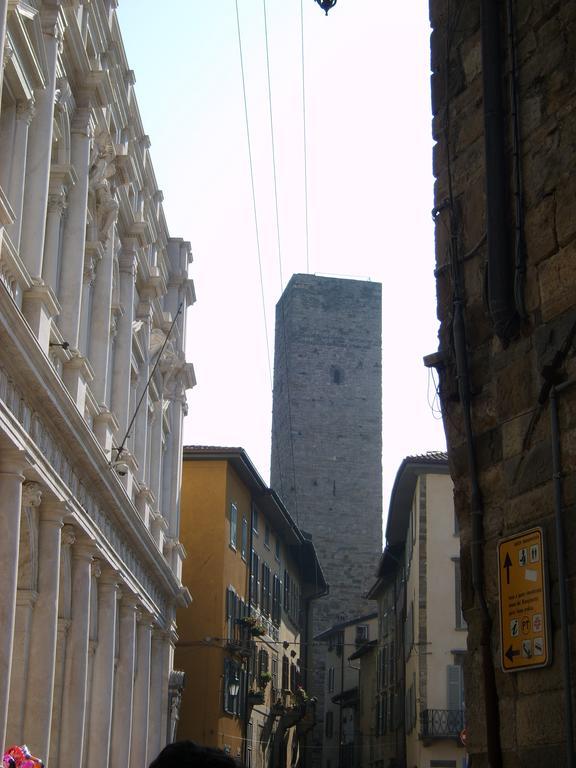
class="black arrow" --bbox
[503,552,512,585]
[505,645,520,663]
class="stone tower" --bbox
[270,272,383,630]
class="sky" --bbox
[116,0,446,531]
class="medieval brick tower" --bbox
[270,274,383,720]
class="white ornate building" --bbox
[0,1,194,766]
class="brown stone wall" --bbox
[429,1,576,765]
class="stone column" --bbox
[42,191,67,290]
[0,2,8,115]
[58,542,95,768]
[89,233,115,406]
[57,107,92,349]
[148,400,164,509]
[129,613,153,768]
[23,501,65,763]
[6,483,43,746]
[6,99,35,252]
[111,241,137,438]
[163,398,184,539]
[0,450,28,755]
[147,630,166,761]
[48,524,75,766]
[19,12,60,280]
[134,302,151,483]
[85,571,119,768]
[109,593,138,768]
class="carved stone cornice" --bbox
[61,524,76,549]
[22,481,43,508]
[0,363,172,620]
[71,107,95,138]
[16,98,36,125]
[47,192,67,216]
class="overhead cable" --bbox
[235,0,273,388]
[300,0,311,273]
[262,0,284,291]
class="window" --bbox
[405,674,416,734]
[261,562,271,616]
[404,601,414,660]
[264,522,270,547]
[447,664,465,711]
[454,559,466,629]
[229,503,238,549]
[325,710,334,738]
[258,648,269,677]
[282,655,289,690]
[355,624,369,644]
[327,666,335,693]
[226,587,239,641]
[271,654,278,690]
[241,518,248,560]
[283,570,290,611]
[252,508,259,535]
[250,550,259,606]
[275,537,280,561]
[246,722,253,768]
[272,574,281,625]
[289,662,296,692]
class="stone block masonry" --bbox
[430,0,576,765]
[270,274,383,768]
[271,274,383,629]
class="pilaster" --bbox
[110,592,138,768]
[6,98,35,252]
[0,449,28,755]
[129,611,154,768]
[23,501,66,763]
[57,107,94,351]
[111,241,137,438]
[58,539,96,768]
[19,13,62,280]
[85,569,120,768]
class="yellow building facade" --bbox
[176,447,327,768]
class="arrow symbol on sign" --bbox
[505,645,520,663]
[503,552,512,585]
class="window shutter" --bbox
[447,664,462,710]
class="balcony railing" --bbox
[420,709,464,740]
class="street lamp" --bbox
[228,674,240,699]
[314,0,337,15]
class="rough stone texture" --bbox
[430,0,576,763]
[270,274,382,765]
[270,274,383,624]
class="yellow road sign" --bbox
[498,527,550,672]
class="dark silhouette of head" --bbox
[149,741,240,768]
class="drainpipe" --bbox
[452,296,502,768]
[550,385,575,768]
[480,0,520,344]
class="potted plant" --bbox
[258,671,272,688]
[247,688,265,705]
[238,616,266,636]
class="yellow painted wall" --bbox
[176,459,253,756]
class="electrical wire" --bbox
[262,0,284,291]
[300,0,310,273]
[234,0,273,388]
